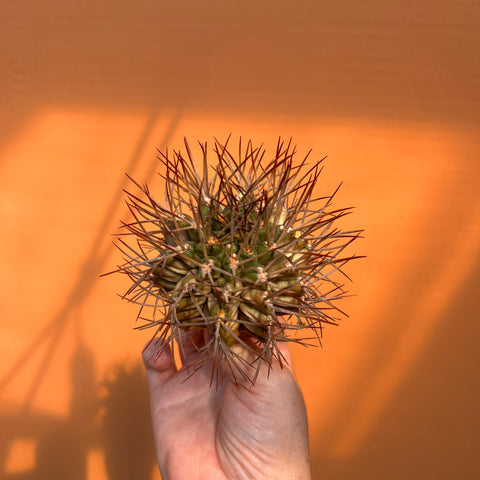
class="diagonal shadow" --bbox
[0,105,181,479]
[0,106,181,412]
[309,253,480,479]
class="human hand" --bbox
[142,332,311,480]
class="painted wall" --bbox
[1,1,479,478]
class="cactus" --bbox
[112,137,361,384]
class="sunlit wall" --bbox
[1,1,479,479]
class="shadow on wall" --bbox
[311,154,480,453]
[0,345,156,480]
[309,250,480,479]
[0,109,181,479]
[101,362,157,480]
[1,0,478,153]
[0,344,96,480]
[0,3,478,476]
[303,140,480,477]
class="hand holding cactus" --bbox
[143,334,311,480]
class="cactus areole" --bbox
[112,137,361,384]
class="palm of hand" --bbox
[143,337,311,480]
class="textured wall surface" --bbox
[1,1,479,479]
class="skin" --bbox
[142,332,311,480]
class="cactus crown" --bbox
[113,137,361,384]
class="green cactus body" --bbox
[113,137,361,383]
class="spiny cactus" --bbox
[112,137,361,384]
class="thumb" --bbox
[142,338,177,392]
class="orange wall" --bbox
[1,2,479,479]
